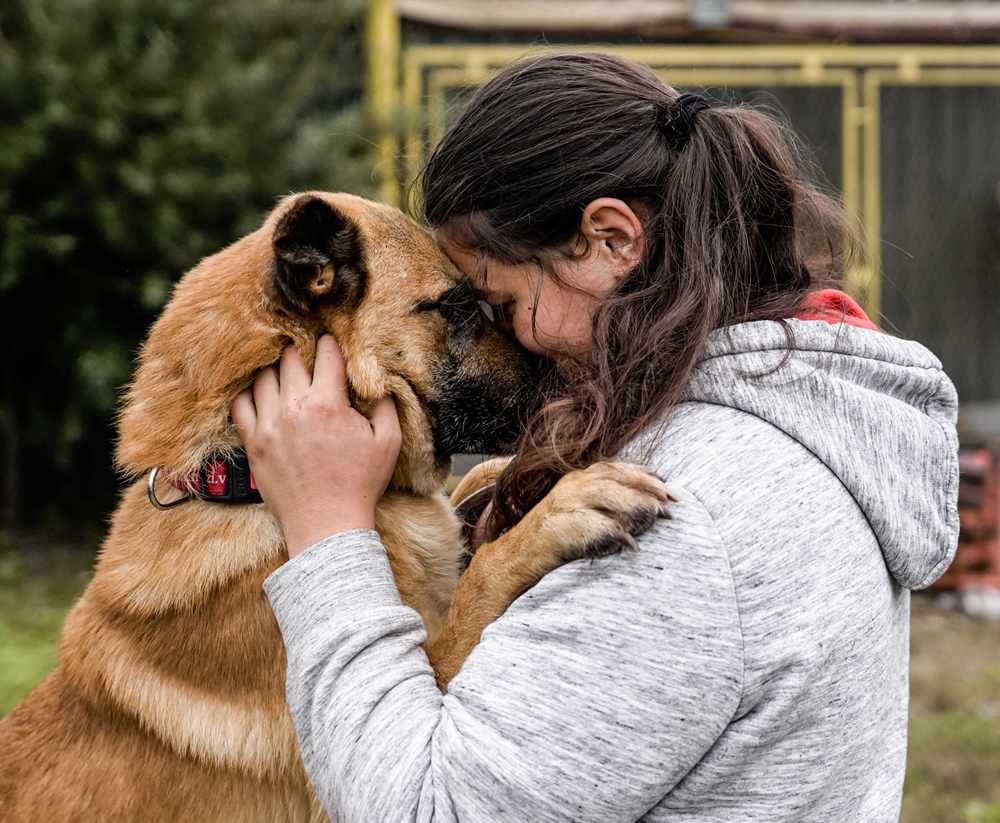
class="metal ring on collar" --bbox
[147,466,195,510]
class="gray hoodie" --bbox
[264,318,959,823]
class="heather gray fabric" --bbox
[264,318,959,823]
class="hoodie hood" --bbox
[682,319,960,590]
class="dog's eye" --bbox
[417,284,485,339]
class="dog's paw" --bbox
[526,462,676,562]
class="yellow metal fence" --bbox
[370,40,1000,324]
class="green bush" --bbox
[0,0,374,527]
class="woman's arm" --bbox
[235,337,743,821]
[264,489,743,823]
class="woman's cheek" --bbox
[511,316,544,356]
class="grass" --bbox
[903,596,1000,823]
[1,533,999,819]
[0,533,94,714]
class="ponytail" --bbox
[420,52,857,538]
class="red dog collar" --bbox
[147,449,263,510]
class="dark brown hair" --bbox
[420,51,855,538]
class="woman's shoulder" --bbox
[626,400,807,491]
[628,401,878,580]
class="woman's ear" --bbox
[579,198,645,277]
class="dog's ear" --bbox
[271,196,368,314]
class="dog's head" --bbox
[117,192,547,496]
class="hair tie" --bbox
[655,93,711,152]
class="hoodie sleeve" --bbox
[263,488,744,823]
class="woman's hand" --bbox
[231,335,401,558]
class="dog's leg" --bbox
[427,462,674,691]
[449,456,513,506]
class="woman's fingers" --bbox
[369,394,401,450]
[278,342,312,399]
[311,334,352,407]
[227,335,403,555]
[231,388,257,439]
[251,363,280,414]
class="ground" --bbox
[905,596,1000,822]
[1,532,999,821]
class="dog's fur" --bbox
[0,193,669,822]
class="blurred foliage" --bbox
[0,0,374,528]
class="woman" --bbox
[232,52,958,821]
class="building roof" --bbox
[396,1,1000,41]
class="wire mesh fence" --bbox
[881,85,1000,406]
[429,67,1000,412]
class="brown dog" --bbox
[0,193,670,822]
